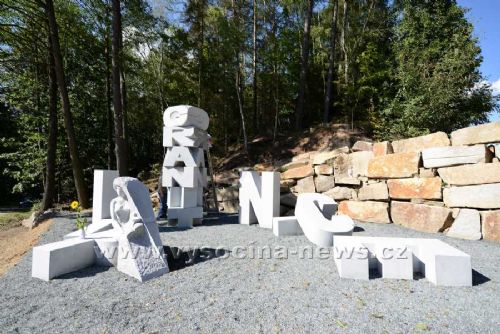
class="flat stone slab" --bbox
[392,132,450,153]
[352,141,373,152]
[333,236,472,286]
[446,209,482,240]
[281,164,313,180]
[357,182,388,201]
[338,200,390,224]
[323,187,357,200]
[422,145,490,168]
[314,175,335,193]
[293,176,316,193]
[390,201,453,233]
[32,238,96,281]
[387,177,442,200]
[372,141,393,156]
[451,121,500,146]
[443,183,500,209]
[481,210,500,242]
[312,146,349,165]
[367,152,420,178]
[438,163,500,185]
[334,151,374,178]
[314,164,333,175]
[281,160,309,171]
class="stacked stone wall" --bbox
[279,121,500,242]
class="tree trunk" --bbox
[235,69,248,153]
[323,0,338,123]
[42,34,58,211]
[198,0,205,107]
[252,0,258,134]
[45,0,89,208]
[232,0,248,153]
[295,0,314,130]
[105,23,114,170]
[341,0,349,84]
[112,0,128,176]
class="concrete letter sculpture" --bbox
[333,236,472,286]
[239,171,280,229]
[295,193,354,247]
[163,105,209,130]
[32,172,169,282]
[110,177,169,282]
[162,105,209,228]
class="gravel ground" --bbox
[1,214,499,334]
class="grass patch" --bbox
[0,211,31,230]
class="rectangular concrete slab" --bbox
[32,238,96,281]
[333,236,472,286]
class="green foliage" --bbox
[377,0,496,139]
[0,0,497,203]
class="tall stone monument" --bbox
[162,105,209,228]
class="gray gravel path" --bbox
[1,214,499,334]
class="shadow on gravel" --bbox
[164,246,230,272]
[472,269,490,286]
[353,226,365,233]
[57,266,110,279]
[158,213,239,233]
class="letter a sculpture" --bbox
[162,105,209,228]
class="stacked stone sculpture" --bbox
[162,105,209,228]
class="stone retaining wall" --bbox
[278,121,500,242]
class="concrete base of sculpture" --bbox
[295,193,354,247]
[272,217,304,237]
[333,236,472,286]
[32,238,96,281]
[63,219,114,240]
[32,175,169,282]
[167,207,203,229]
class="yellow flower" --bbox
[70,201,79,210]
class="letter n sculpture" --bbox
[162,105,209,228]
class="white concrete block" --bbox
[375,241,413,280]
[94,237,119,267]
[163,105,209,130]
[162,167,207,188]
[239,171,280,229]
[422,145,490,168]
[294,193,354,247]
[91,170,119,224]
[272,217,303,237]
[167,206,203,229]
[32,238,96,281]
[163,126,207,148]
[333,236,472,286]
[333,238,369,280]
[167,187,200,208]
[164,147,205,167]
